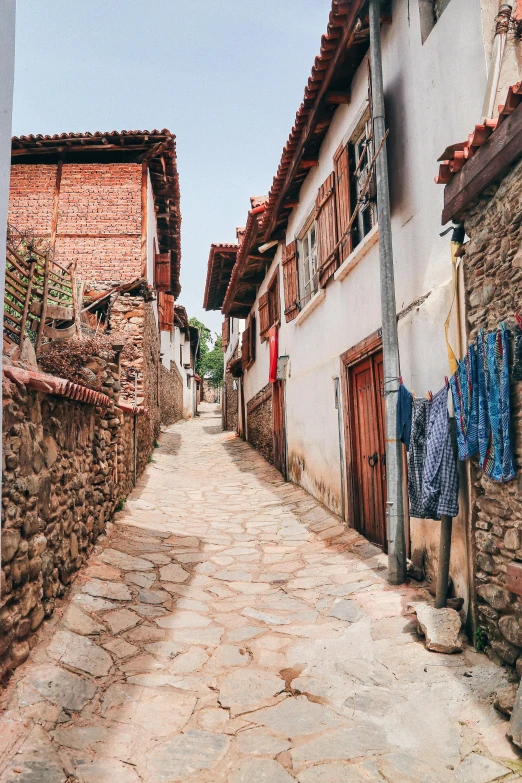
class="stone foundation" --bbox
[461,156,522,669]
[246,383,273,465]
[0,355,151,680]
[160,361,183,426]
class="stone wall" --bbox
[462,156,522,670]
[160,361,183,426]
[224,350,239,432]
[247,383,273,465]
[202,379,219,404]
[0,357,141,680]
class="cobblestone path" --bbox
[1,404,521,782]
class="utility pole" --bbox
[369,0,406,585]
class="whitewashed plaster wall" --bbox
[241,0,504,608]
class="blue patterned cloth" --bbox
[477,324,515,482]
[398,383,413,450]
[450,344,479,461]
[421,386,459,518]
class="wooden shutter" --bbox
[259,292,270,341]
[155,252,171,292]
[241,323,250,371]
[249,314,256,365]
[316,172,338,287]
[334,142,352,265]
[282,241,299,322]
[222,318,230,350]
[158,292,174,331]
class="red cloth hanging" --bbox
[268,326,278,383]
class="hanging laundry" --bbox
[450,343,479,461]
[408,397,433,519]
[477,323,515,482]
[397,383,413,450]
[422,386,459,519]
[513,322,522,382]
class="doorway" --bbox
[342,335,387,550]
[272,379,286,478]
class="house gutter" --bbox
[482,2,513,121]
[369,0,406,585]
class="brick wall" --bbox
[462,157,522,670]
[247,383,273,464]
[8,163,142,288]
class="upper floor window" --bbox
[350,119,376,247]
[259,267,281,341]
[419,0,451,43]
[298,219,318,308]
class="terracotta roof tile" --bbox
[435,83,522,186]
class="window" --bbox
[297,219,318,307]
[259,267,280,341]
[349,119,376,248]
[419,0,451,43]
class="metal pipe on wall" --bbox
[369,0,406,584]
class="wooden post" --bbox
[19,256,36,343]
[435,515,453,609]
[36,254,50,354]
[141,162,148,280]
[50,161,63,255]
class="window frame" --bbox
[297,213,319,308]
[349,116,376,249]
[267,267,280,330]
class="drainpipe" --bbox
[369,0,406,585]
[482,2,513,121]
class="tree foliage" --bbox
[189,317,224,387]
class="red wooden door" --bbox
[273,380,286,478]
[349,351,387,549]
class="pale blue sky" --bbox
[12,0,332,333]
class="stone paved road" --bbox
[1,404,522,782]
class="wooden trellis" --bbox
[4,241,80,354]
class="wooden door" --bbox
[349,351,387,549]
[273,380,286,478]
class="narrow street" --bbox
[0,404,520,783]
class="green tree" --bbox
[189,317,224,387]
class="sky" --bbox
[11,0,333,334]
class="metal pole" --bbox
[435,515,453,608]
[369,0,406,584]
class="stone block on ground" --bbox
[407,602,463,653]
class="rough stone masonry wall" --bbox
[160,361,183,427]
[224,345,239,432]
[8,163,142,289]
[0,358,138,680]
[247,383,273,465]
[462,156,522,670]
[110,293,161,477]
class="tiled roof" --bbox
[203,243,238,311]
[261,0,374,241]
[11,130,182,299]
[173,304,189,332]
[435,83,522,186]
[222,199,270,317]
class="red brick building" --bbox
[8,129,185,432]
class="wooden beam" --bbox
[141,162,148,279]
[325,90,351,105]
[263,0,366,240]
[283,200,299,209]
[442,101,522,224]
[300,158,319,168]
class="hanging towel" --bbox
[422,386,459,519]
[512,324,522,382]
[477,324,516,482]
[450,344,479,461]
[408,397,434,519]
[397,383,413,450]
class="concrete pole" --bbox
[369,0,406,585]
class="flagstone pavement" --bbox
[1,403,522,783]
